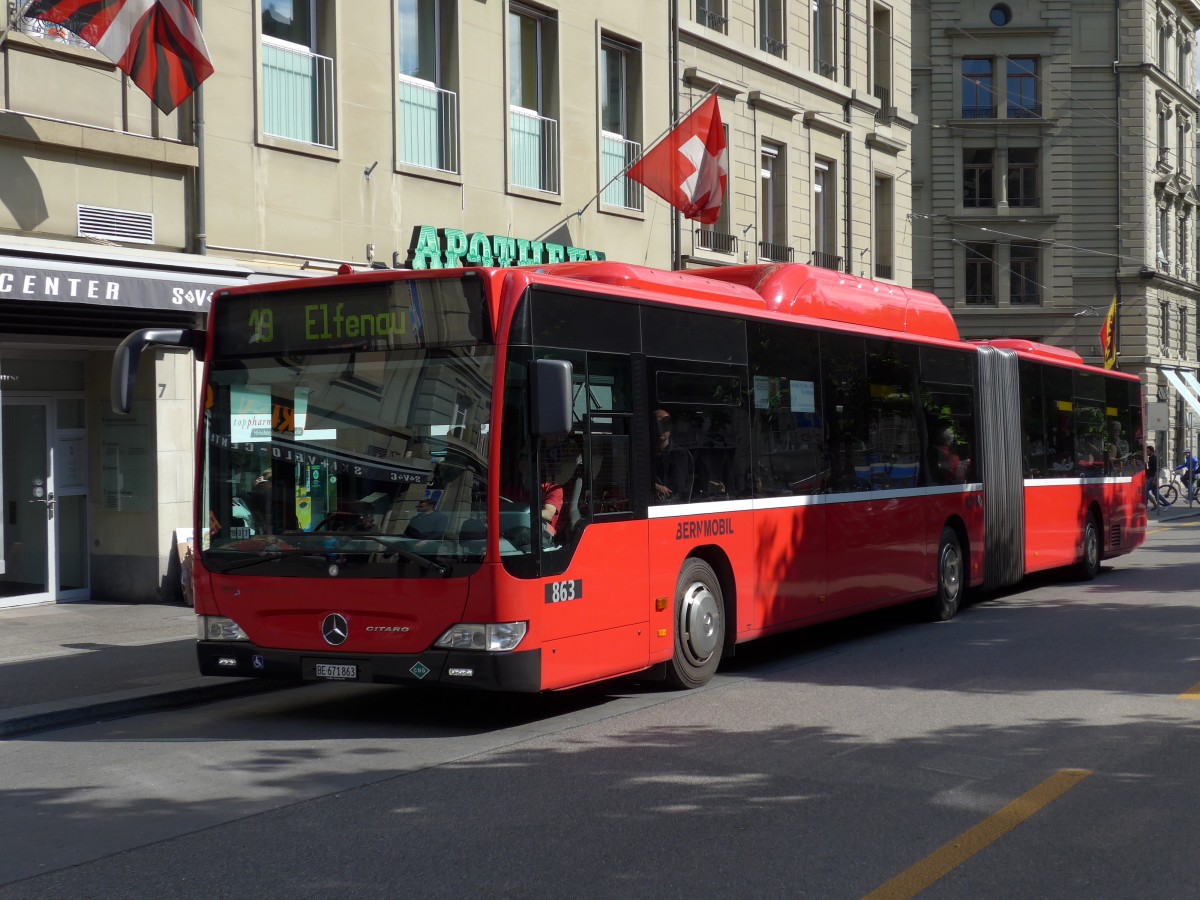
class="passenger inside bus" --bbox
[652,409,693,503]
[934,427,966,484]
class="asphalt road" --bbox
[2,516,1199,898]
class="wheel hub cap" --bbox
[679,582,720,662]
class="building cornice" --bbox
[747,90,803,119]
[682,67,748,99]
[803,110,852,137]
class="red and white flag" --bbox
[22,0,213,114]
[627,94,727,225]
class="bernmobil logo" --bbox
[675,518,735,540]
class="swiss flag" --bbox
[627,95,727,225]
[22,0,214,114]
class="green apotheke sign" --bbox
[407,225,605,270]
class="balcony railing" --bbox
[696,227,737,254]
[961,105,997,119]
[758,241,793,262]
[762,36,787,58]
[1008,194,1040,208]
[811,250,842,271]
[11,1,90,48]
[964,291,996,306]
[398,76,459,174]
[510,107,560,194]
[1008,102,1042,119]
[262,39,337,148]
[816,59,837,79]
[1010,290,1040,306]
[875,262,893,279]
[873,85,891,109]
[601,133,644,211]
[696,3,729,31]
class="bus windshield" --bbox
[200,276,493,578]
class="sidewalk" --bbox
[0,600,285,738]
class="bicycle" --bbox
[1158,468,1198,507]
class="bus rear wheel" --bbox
[1077,514,1101,581]
[930,526,964,621]
[666,558,725,689]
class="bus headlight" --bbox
[198,616,250,641]
[434,622,528,652]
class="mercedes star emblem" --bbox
[321,613,349,646]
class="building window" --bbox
[1179,213,1190,278]
[1160,19,1171,71]
[261,0,337,148]
[509,5,559,193]
[600,38,643,211]
[760,0,786,56]
[1010,242,1039,305]
[965,242,997,304]
[1181,307,1189,357]
[759,143,790,261]
[696,126,735,253]
[963,149,994,208]
[812,159,840,270]
[874,175,894,279]
[1162,301,1171,353]
[813,0,837,80]
[872,4,892,108]
[962,58,995,118]
[1158,206,1171,270]
[990,4,1012,26]
[1179,39,1190,86]
[1007,58,1039,117]
[697,0,729,33]
[1007,148,1039,208]
[1178,115,1190,173]
[397,0,458,173]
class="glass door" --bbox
[0,399,55,607]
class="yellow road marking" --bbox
[863,769,1091,900]
[1178,683,1200,700]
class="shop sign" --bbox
[407,225,605,270]
[0,258,248,311]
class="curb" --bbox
[0,677,297,739]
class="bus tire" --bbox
[930,526,964,622]
[666,558,725,689]
[1077,514,1101,581]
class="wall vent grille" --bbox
[77,205,155,244]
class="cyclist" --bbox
[1176,449,1198,497]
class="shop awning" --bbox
[1179,369,1200,401]
[1161,367,1200,419]
[0,251,254,313]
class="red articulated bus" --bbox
[112,262,1146,691]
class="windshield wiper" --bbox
[209,535,452,578]
[207,549,338,574]
[346,533,452,577]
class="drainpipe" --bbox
[194,0,207,256]
[670,1,680,270]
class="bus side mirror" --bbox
[111,328,201,414]
[533,359,572,438]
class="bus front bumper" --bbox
[197,641,542,692]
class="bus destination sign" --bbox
[212,278,488,357]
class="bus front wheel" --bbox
[931,526,964,621]
[666,558,725,689]
[1077,514,1101,581]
